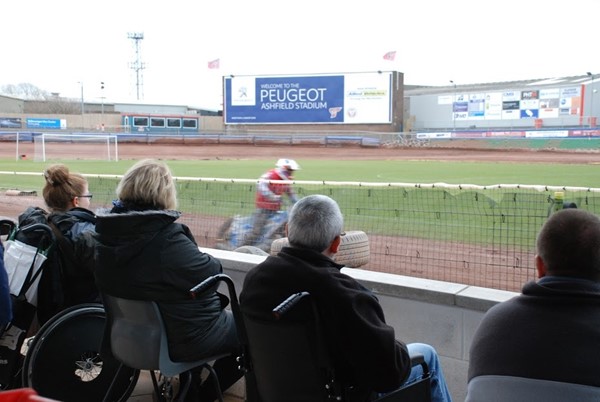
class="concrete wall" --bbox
[0,96,25,114]
[204,247,519,402]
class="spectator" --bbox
[37,164,98,324]
[94,159,242,402]
[244,158,299,249]
[240,194,452,402]
[0,239,12,330]
[468,209,600,395]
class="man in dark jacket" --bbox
[468,209,600,394]
[240,194,452,401]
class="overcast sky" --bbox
[2,0,598,110]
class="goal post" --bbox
[33,133,119,162]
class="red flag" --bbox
[383,51,396,61]
[208,58,220,69]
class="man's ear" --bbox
[328,235,341,254]
[535,254,547,278]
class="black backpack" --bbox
[0,206,58,389]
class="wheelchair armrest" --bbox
[410,353,424,366]
[409,352,430,377]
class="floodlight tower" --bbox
[450,80,457,132]
[588,72,595,127]
[128,32,146,100]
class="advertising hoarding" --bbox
[223,72,393,124]
[26,118,66,129]
[0,117,22,128]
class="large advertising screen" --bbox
[224,72,393,125]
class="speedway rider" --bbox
[245,159,300,248]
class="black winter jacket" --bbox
[37,207,97,324]
[94,208,238,361]
[48,208,98,304]
[240,246,411,397]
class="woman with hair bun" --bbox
[37,164,98,324]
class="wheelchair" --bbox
[192,274,431,402]
[21,303,139,402]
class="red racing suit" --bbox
[255,168,297,211]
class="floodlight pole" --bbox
[100,81,105,131]
[450,80,456,132]
[587,72,595,128]
[78,81,84,130]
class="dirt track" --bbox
[3,141,600,163]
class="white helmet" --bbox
[275,158,300,171]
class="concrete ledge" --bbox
[201,247,519,312]
[200,247,266,272]
[343,267,469,306]
[456,285,518,311]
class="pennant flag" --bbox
[208,58,220,69]
[383,51,396,61]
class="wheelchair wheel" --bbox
[22,304,140,402]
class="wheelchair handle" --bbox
[189,275,222,298]
[272,291,310,319]
[188,274,250,362]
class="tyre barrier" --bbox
[270,230,370,268]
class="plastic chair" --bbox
[243,291,431,402]
[465,375,600,402]
[101,294,227,402]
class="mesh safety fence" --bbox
[5,173,600,292]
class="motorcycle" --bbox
[215,210,288,252]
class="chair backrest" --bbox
[242,291,432,402]
[465,375,600,402]
[242,292,338,402]
[102,294,199,377]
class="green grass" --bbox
[2,157,599,252]
[2,158,600,190]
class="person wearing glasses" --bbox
[38,163,98,323]
[240,194,453,402]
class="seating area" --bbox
[7,240,571,401]
[13,246,515,401]
[118,273,431,402]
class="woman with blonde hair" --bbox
[94,159,242,401]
